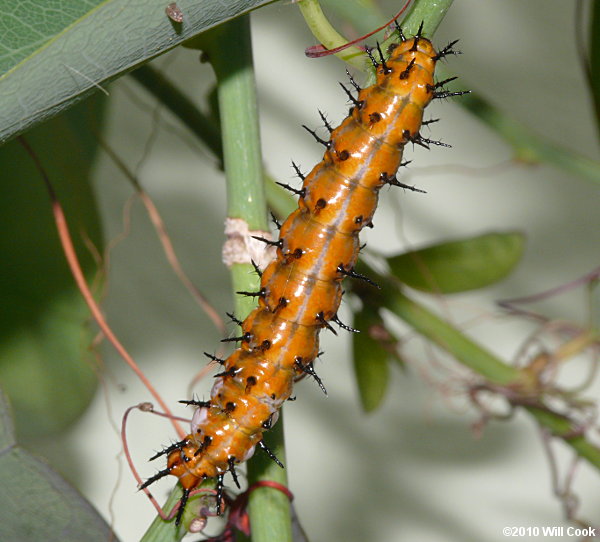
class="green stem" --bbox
[353,266,600,472]
[387,289,520,385]
[129,65,223,165]
[296,0,368,69]
[247,412,291,542]
[457,91,600,185]
[203,20,268,231]
[196,14,292,542]
[140,487,185,542]
[400,0,454,37]
[141,14,291,542]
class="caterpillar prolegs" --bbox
[142,24,462,526]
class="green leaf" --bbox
[0,95,104,439]
[352,307,399,412]
[0,0,273,145]
[0,387,118,541]
[387,232,525,294]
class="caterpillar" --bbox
[142,23,463,526]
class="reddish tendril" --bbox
[305,0,412,58]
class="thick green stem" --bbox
[204,19,268,231]
[140,487,185,542]
[141,14,291,542]
[400,0,454,37]
[198,15,292,542]
[246,413,290,542]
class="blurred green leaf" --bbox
[590,0,600,131]
[352,307,402,412]
[0,95,104,439]
[0,0,273,144]
[0,388,118,541]
[388,232,525,294]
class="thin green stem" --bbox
[456,90,600,185]
[352,264,600,472]
[129,65,223,164]
[387,289,521,385]
[321,0,385,35]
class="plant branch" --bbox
[190,14,293,542]
[353,263,600,472]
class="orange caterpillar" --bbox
[142,24,463,525]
